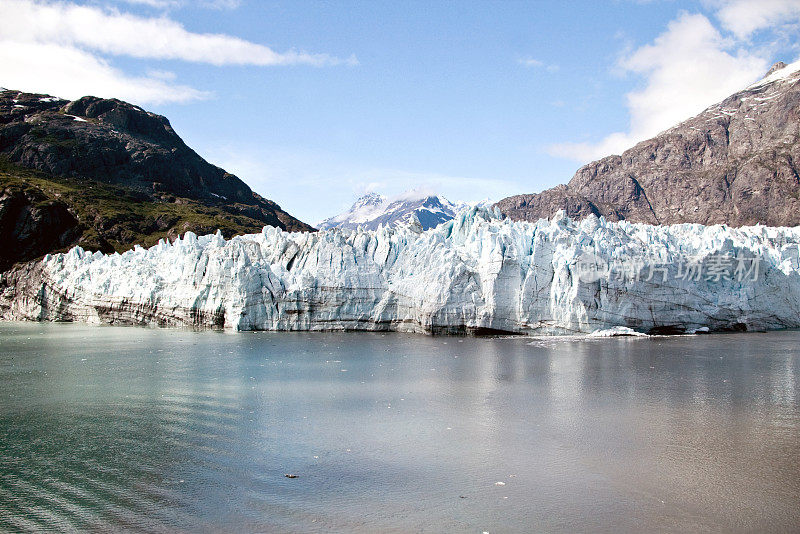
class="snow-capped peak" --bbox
[748,58,800,89]
[352,192,386,209]
[318,191,483,231]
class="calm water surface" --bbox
[0,323,798,533]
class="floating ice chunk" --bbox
[588,327,649,337]
[687,327,710,334]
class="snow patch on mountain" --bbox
[749,59,800,89]
[318,191,487,231]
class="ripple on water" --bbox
[0,324,799,532]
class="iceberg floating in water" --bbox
[587,326,649,337]
[2,207,800,335]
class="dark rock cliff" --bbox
[0,89,313,271]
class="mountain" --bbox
[0,89,312,271]
[318,192,480,231]
[4,208,799,335]
[496,61,800,227]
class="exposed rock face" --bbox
[497,61,800,227]
[0,89,313,271]
[0,186,86,272]
[3,208,799,335]
[766,61,788,77]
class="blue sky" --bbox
[1,1,799,224]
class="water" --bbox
[0,323,798,533]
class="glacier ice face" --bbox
[3,207,800,335]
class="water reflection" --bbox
[0,324,798,532]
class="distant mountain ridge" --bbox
[0,89,312,271]
[318,192,484,231]
[496,60,800,227]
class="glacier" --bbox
[2,207,800,335]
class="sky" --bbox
[1,0,799,225]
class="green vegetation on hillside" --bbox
[0,159,281,255]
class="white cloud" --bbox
[118,0,181,8]
[518,57,559,71]
[145,69,178,81]
[0,0,356,67]
[119,0,242,9]
[200,0,242,9]
[0,41,209,104]
[0,0,356,105]
[715,0,800,39]
[519,58,544,67]
[548,12,768,162]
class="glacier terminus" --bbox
[2,207,799,335]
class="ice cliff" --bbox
[2,208,800,335]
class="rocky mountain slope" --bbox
[0,89,312,271]
[318,192,481,231]
[497,61,800,227]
